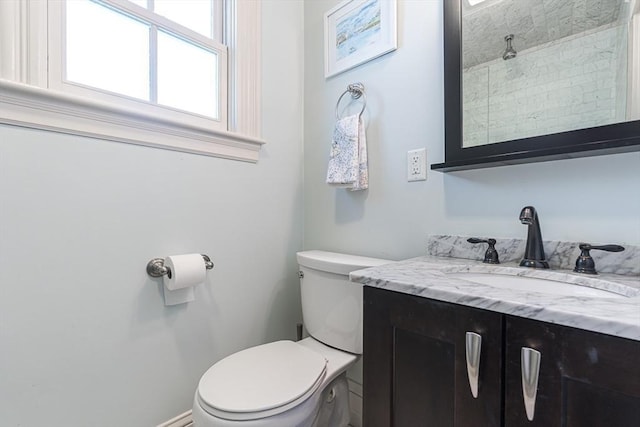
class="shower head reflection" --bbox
[503,34,517,60]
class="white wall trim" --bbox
[0,0,263,162]
[0,79,265,161]
[156,410,193,427]
[226,0,262,137]
[0,0,47,85]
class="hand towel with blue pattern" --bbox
[326,114,368,191]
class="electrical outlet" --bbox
[407,148,427,181]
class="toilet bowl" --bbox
[192,251,390,427]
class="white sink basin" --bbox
[448,273,627,299]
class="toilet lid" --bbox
[197,340,327,420]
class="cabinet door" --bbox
[363,287,503,427]
[505,316,640,427]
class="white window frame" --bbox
[49,0,229,131]
[0,0,263,162]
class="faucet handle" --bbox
[574,243,625,275]
[467,238,500,264]
[579,243,625,252]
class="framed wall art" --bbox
[324,0,397,78]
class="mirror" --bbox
[462,0,638,147]
[432,0,640,172]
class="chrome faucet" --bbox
[519,206,549,269]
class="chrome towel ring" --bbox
[335,82,366,120]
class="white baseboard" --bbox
[156,410,193,427]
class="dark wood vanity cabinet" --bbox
[363,287,640,427]
[504,316,640,427]
[363,287,503,426]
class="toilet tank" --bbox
[296,250,390,354]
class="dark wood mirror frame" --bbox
[431,0,640,172]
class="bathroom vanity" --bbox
[353,237,640,427]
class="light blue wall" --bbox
[0,1,304,426]
[303,0,640,261]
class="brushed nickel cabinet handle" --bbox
[521,347,541,421]
[465,332,482,398]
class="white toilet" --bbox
[192,250,390,427]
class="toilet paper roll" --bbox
[163,254,206,291]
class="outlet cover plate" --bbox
[407,148,427,181]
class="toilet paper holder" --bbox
[146,254,214,278]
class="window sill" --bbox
[0,79,265,162]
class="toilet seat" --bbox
[197,340,327,421]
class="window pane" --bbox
[154,0,213,38]
[66,0,150,101]
[158,32,218,118]
[157,31,219,118]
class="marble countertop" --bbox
[350,256,640,341]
